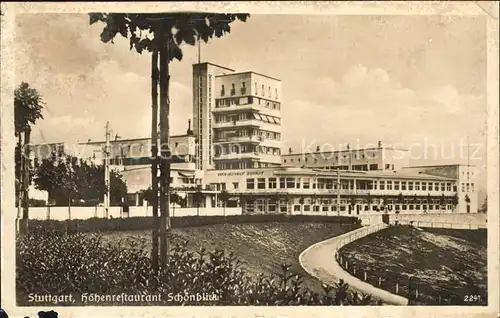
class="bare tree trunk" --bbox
[159,33,172,267]
[16,134,24,234]
[20,128,31,234]
[68,196,72,220]
[151,48,160,272]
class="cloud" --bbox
[282,64,486,166]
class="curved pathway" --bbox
[299,224,409,305]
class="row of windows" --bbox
[461,182,475,192]
[215,129,281,141]
[283,151,382,163]
[220,82,278,100]
[245,177,457,192]
[215,161,279,170]
[216,96,281,111]
[248,200,454,214]
[215,145,281,156]
[214,112,281,125]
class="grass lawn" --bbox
[100,222,360,293]
[339,225,487,305]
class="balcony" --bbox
[213,152,261,161]
[213,119,261,129]
[212,104,261,113]
[213,135,261,144]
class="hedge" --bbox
[27,215,361,233]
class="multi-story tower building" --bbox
[193,62,235,171]
[193,62,282,171]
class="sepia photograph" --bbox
[1,2,499,318]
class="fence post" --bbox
[395,278,399,294]
[438,294,441,304]
[415,283,419,299]
[378,276,382,287]
[353,264,356,276]
[340,255,343,265]
[364,271,367,281]
[345,260,349,270]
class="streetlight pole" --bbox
[104,121,111,218]
[337,168,341,216]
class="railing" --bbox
[333,224,487,305]
[397,220,482,230]
[334,250,486,305]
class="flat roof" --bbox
[215,71,281,82]
[403,164,476,168]
[282,147,408,156]
[78,134,193,145]
[193,62,234,72]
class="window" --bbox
[279,177,286,188]
[286,177,295,188]
[304,205,311,212]
[303,178,310,189]
[441,183,445,192]
[221,84,225,96]
[394,181,400,191]
[257,178,266,189]
[268,178,277,189]
[241,82,246,94]
[446,183,451,191]
[268,86,271,97]
[313,205,320,212]
[261,84,265,96]
[434,182,439,191]
[246,178,255,189]
[233,182,239,190]
[422,182,427,191]
[379,180,385,190]
[387,181,393,190]
[428,182,433,191]
[471,183,475,192]
[408,182,413,191]
[275,87,278,100]
[401,181,407,191]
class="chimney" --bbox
[187,119,193,136]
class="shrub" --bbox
[27,215,360,233]
[17,227,376,306]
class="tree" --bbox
[169,190,183,217]
[193,188,204,217]
[33,149,64,219]
[381,197,387,213]
[349,196,357,214]
[439,194,446,214]
[481,195,487,213]
[34,152,128,218]
[218,189,231,218]
[89,12,250,268]
[14,82,44,234]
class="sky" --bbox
[15,13,488,193]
